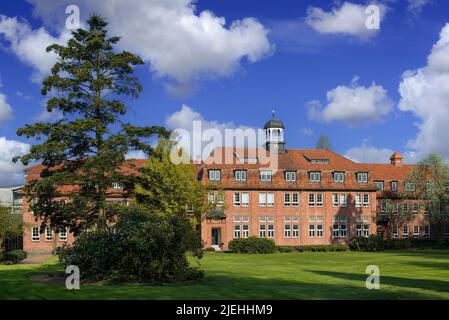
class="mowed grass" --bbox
[1,250,449,299]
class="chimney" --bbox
[390,152,403,167]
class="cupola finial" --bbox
[272,109,275,119]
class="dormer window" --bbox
[208,169,221,181]
[234,170,247,182]
[285,171,296,182]
[311,159,329,164]
[111,182,124,189]
[405,181,416,192]
[375,181,384,191]
[260,170,272,182]
[357,172,368,183]
[309,171,321,183]
[391,181,398,192]
[333,172,345,183]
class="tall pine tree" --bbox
[14,15,168,234]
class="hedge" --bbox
[1,250,27,264]
[277,244,350,252]
[229,237,276,254]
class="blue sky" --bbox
[1,0,449,185]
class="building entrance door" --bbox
[211,228,221,246]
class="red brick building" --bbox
[22,117,438,253]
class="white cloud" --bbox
[0,15,71,83]
[300,128,314,136]
[345,144,396,163]
[6,0,273,92]
[407,0,431,13]
[305,2,386,40]
[308,76,393,126]
[0,137,30,186]
[165,105,257,159]
[399,23,449,159]
[0,93,13,123]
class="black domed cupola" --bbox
[264,111,286,153]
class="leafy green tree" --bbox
[13,15,168,234]
[406,153,449,241]
[316,135,332,151]
[377,198,413,239]
[0,206,23,255]
[135,139,213,253]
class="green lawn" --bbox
[1,250,449,299]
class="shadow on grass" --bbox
[0,262,445,300]
[306,270,449,296]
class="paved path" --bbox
[21,253,53,264]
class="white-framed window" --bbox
[242,225,249,238]
[403,225,409,238]
[233,193,241,206]
[292,193,299,207]
[356,224,362,237]
[45,227,53,241]
[424,203,430,215]
[316,193,323,207]
[309,172,321,183]
[242,216,249,223]
[363,224,370,237]
[259,224,267,238]
[111,182,124,189]
[340,224,347,238]
[234,170,247,182]
[284,193,291,206]
[59,228,68,241]
[308,193,315,206]
[309,224,315,238]
[208,170,221,181]
[413,203,419,214]
[31,227,40,241]
[355,194,362,207]
[381,201,387,213]
[340,194,347,207]
[332,194,339,207]
[391,181,398,192]
[413,225,420,238]
[393,203,399,215]
[285,171,296,182]
[363,194,370,207]
[292,225,299,238]
[259,216,266,223]
[233,216,241,223]
[208,192,224,206]
[316,224,323,238]
[405,181,416,192]
[424,225,430,238]
[267,225,274,238]
[392,225,398,239]
[260,170,272,182]
[375,181,384,191]
[332,224,339,238]
[267,193,274,207]
[357,172,368,183]
[241,193,249,207]
[402,202,409,214]
[234,225,241,238]
[259,193,266,206]
[284,224,291,238]
[333,172,344,183]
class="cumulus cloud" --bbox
[407,0,431,14]
[0,137,30,186]
[0,93,13,123]
[0,15,71,83]
[4,0,272,92]
[165,105,258,160]
[308,76,393,126]
[300,128,314,136]
[305,2,386,40]
[399,23,449,159]
[345,144,396,163]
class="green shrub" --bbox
[294,244,350,252]
[58,205,203,282]
[204,247,216,252]
[1,250,27,264]
[349,236,385,251]
[384,238,449,250]
[229,237,276,254]
[277,246,296,253]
